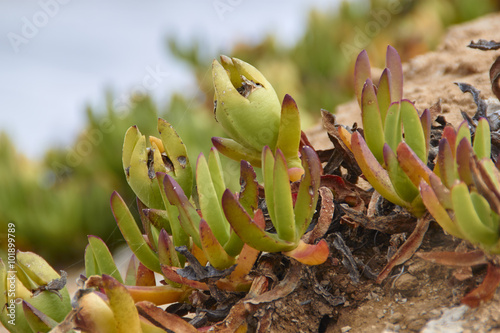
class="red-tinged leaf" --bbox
[199,219,235,270]
[160,265,209,290]
[386,45,403,102]
[303,187,334,243]
[377,68,392,123]
[441,125,457,152]
[354,49,372,106]
[396,142,433,187]
[136,301,198,332]
[211,137,262,167]
[361,79,385,164]
[283,239,329,265]
[222,189,296,252]
[23,301,58,331]
[420,180,463,238]
[416,250,487,267]
[137,198,156,252]
[461,263,500,307]
[420,108,431,158]
[351,132,408,208]
[438,138,457,188]
[294,146,321,237]
[238,160,259,216]
[136,262,155,287]
[157,228,180,270]
[276,94,302,170]
[428,173,452,208]
[456,138,474,186]
[377,214,430,284]
[473,158,500,216]
[111,192,161,273]
[163,175,202,248]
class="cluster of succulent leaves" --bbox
[346,46,500,255]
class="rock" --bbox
[394,273,419,297]
[341,326,352,333]
[421,305,469,333]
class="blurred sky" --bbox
[0,0,341,159]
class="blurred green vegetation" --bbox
[1,0,499,266]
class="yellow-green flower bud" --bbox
[212,56,281,152]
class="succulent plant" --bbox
[211,56,304,181]
[122,118,193,209]
[399,118,500,252]
[0,251,72,333]
[222,146,329,265]
[341,46,431,216]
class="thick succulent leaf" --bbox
[276,94,303,172]
[207,147,226,202]
[84,244,98,278]
[401,100,427,163]
[384,102,402,152]
[157,118,193,198]
[376,68,392,123]
[136,301,198,333]
[386,45,403,102]
[262,146,276,223]
[223,243,260,290]
[420,108,431,158]
[137,199,157,252]
[452,183,498,246]
[23,301,58,332]
[222,190,296,252]
[160,265,208,290]
[101,275,142,333]
[162,175,202,248]
[361,79,385,164]
[351,132,408,207]
[429,173,453,209]
[199,219,235,269]
[87,236,123,283]
[441,125,457,151]
[135,262,155,287]
[157,229,181,280]
[73,290,117,333]
[474,159,500,216]
[110,191,161,273]
[211,137,262,167]
[456,138,474,186]
[338,126,353,151]
[124,129,163,209]
[142,208,171,235]
[470,192,497,230]
[283,239,329,265]
[223,230,245,258]
[384,144,419,203]
[396,142,434,187]
[354,50,371,106]
[456,121,472,153]
[127,285,187,306]
[437,138,458,188]
[273,150,296,242]
[420,181,464,238]
[294,146,321,237]
[238,160,259,216]
[473,117,491,159]
[125,255,137,286]
[155,172,190,249]
[196,153,230,245]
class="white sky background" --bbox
[0,0,341,159]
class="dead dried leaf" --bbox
[461,263,500,307]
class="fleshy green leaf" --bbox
[377,68,392,124]
[383,144,419,203]
[276,94,303,170]
[110,191,161,273]
[262,146,276,223]
[87,236,123,283]
[401,100,427,163]
[272,150,296,242]
[437,138,458,188]
[474,117,491,159]
[211,137,262,167]
[354,50,372,107]
[384,102,402,152]
[222,190,296,252]
[238,160,259,216]
[199,219,235,269]
[361,79,385,164]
